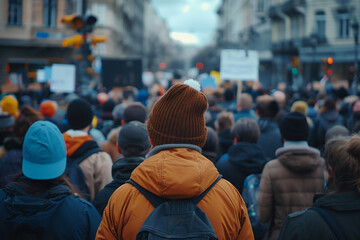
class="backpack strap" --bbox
[192,175,222,205]
[127,175,222,208]
[68,140,103,165]
[310,207,346,240]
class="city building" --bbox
[269,0,360,87]
[0,0,77,86]
[216,0,273,86]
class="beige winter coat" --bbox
[258,145,325,240]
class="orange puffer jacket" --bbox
[96,147,254,240]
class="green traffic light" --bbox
[291,68,299,75]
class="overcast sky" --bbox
[150,0,221,46]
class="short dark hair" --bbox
[123,102,147,123]
[215,111,234,132]
[323,99,336,111]
[256,96,279,119]
[232,118,260,143]
[120,145,147,158]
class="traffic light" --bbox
[291,57,299,76]
[91,35,107,46]
[62,34,83,48]
[326,57,334,76]
[196,62,204,70]
[61,14,97,33]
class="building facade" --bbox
[217,0,273,86]
[0,0,77,86]
[269,0,360,87]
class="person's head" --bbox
[22,121,66,180]
[147,79,208,148]
[322,99,336,112]
[117,121,151,157]
[202,127,219,163]
[112,103,127,122]
[40,100,58,118]
[215,111,234,132]
[291,101,308,116]
[325,125,350,144]
[352,100,360,118]
[102,99,116,113]
[1,95,19,118]
[0,113,14,130]
[123,102,147,124]
[223,89,235,102]
[66,98,94,131]
[122,87,137,102]
[256,95,279,119]
[324,136,360,193]
[280,111,309,141]
[232,118,260,144]
[13,106,43,142]
[273,90,286,108]
[238,93,253,111]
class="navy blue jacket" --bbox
[257,118,282,160]
[0,179,101,239]
[0,147,22,188]
[216,142,268,193]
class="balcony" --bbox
[282,0,306,15]
[269,6,285,20]
[272,40,299,54]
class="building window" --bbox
[257,0,264,12]
[338,12,350,38]
[315,11,326,38]
[43,0,57,27]
[7,0,22,26]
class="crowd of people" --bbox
[0,76,359,239]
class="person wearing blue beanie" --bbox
[0,121,101,239]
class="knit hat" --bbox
[1,95,19,118]
[22,121,66,180]
[40,100,58,117]
[280,111,309,141]
[147,79,208,147]
[118,121,151,154]
[67,98,94,130]
[0,113,14,128]
[291,101,308,116]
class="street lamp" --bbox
[309,32,318,90]
[352,18,359,95]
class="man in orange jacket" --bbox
[96,80,254,240]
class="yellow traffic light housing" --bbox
[62,34,84,48]
[61,14,76,24]
[91,35,107,46]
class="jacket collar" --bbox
[147,144,202,158]
[276,145,320,157]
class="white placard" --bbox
[50,64,76,93]
[220,49,259,81]
[36,69,46,83]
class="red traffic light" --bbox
[326,69,333,76]
[196,62,204,70]
[159,62,167,70]
[326,57,334,65]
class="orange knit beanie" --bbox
[147,79,208,148]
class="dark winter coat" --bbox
[218,128,233,157]
[0,138,23,188]
[0,178,101,239]
[279,192,360,240]
[92,156,144,215]
[310,110,343,149]
[257,118,282,160]
[258,145,325,240]
[233,109,258,122]
[215,142,268,193]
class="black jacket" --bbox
[215,142,268,193]
[92,156,144,215]
[310,110,343,149]
[257,118,282,160]
[279,192,360,240]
